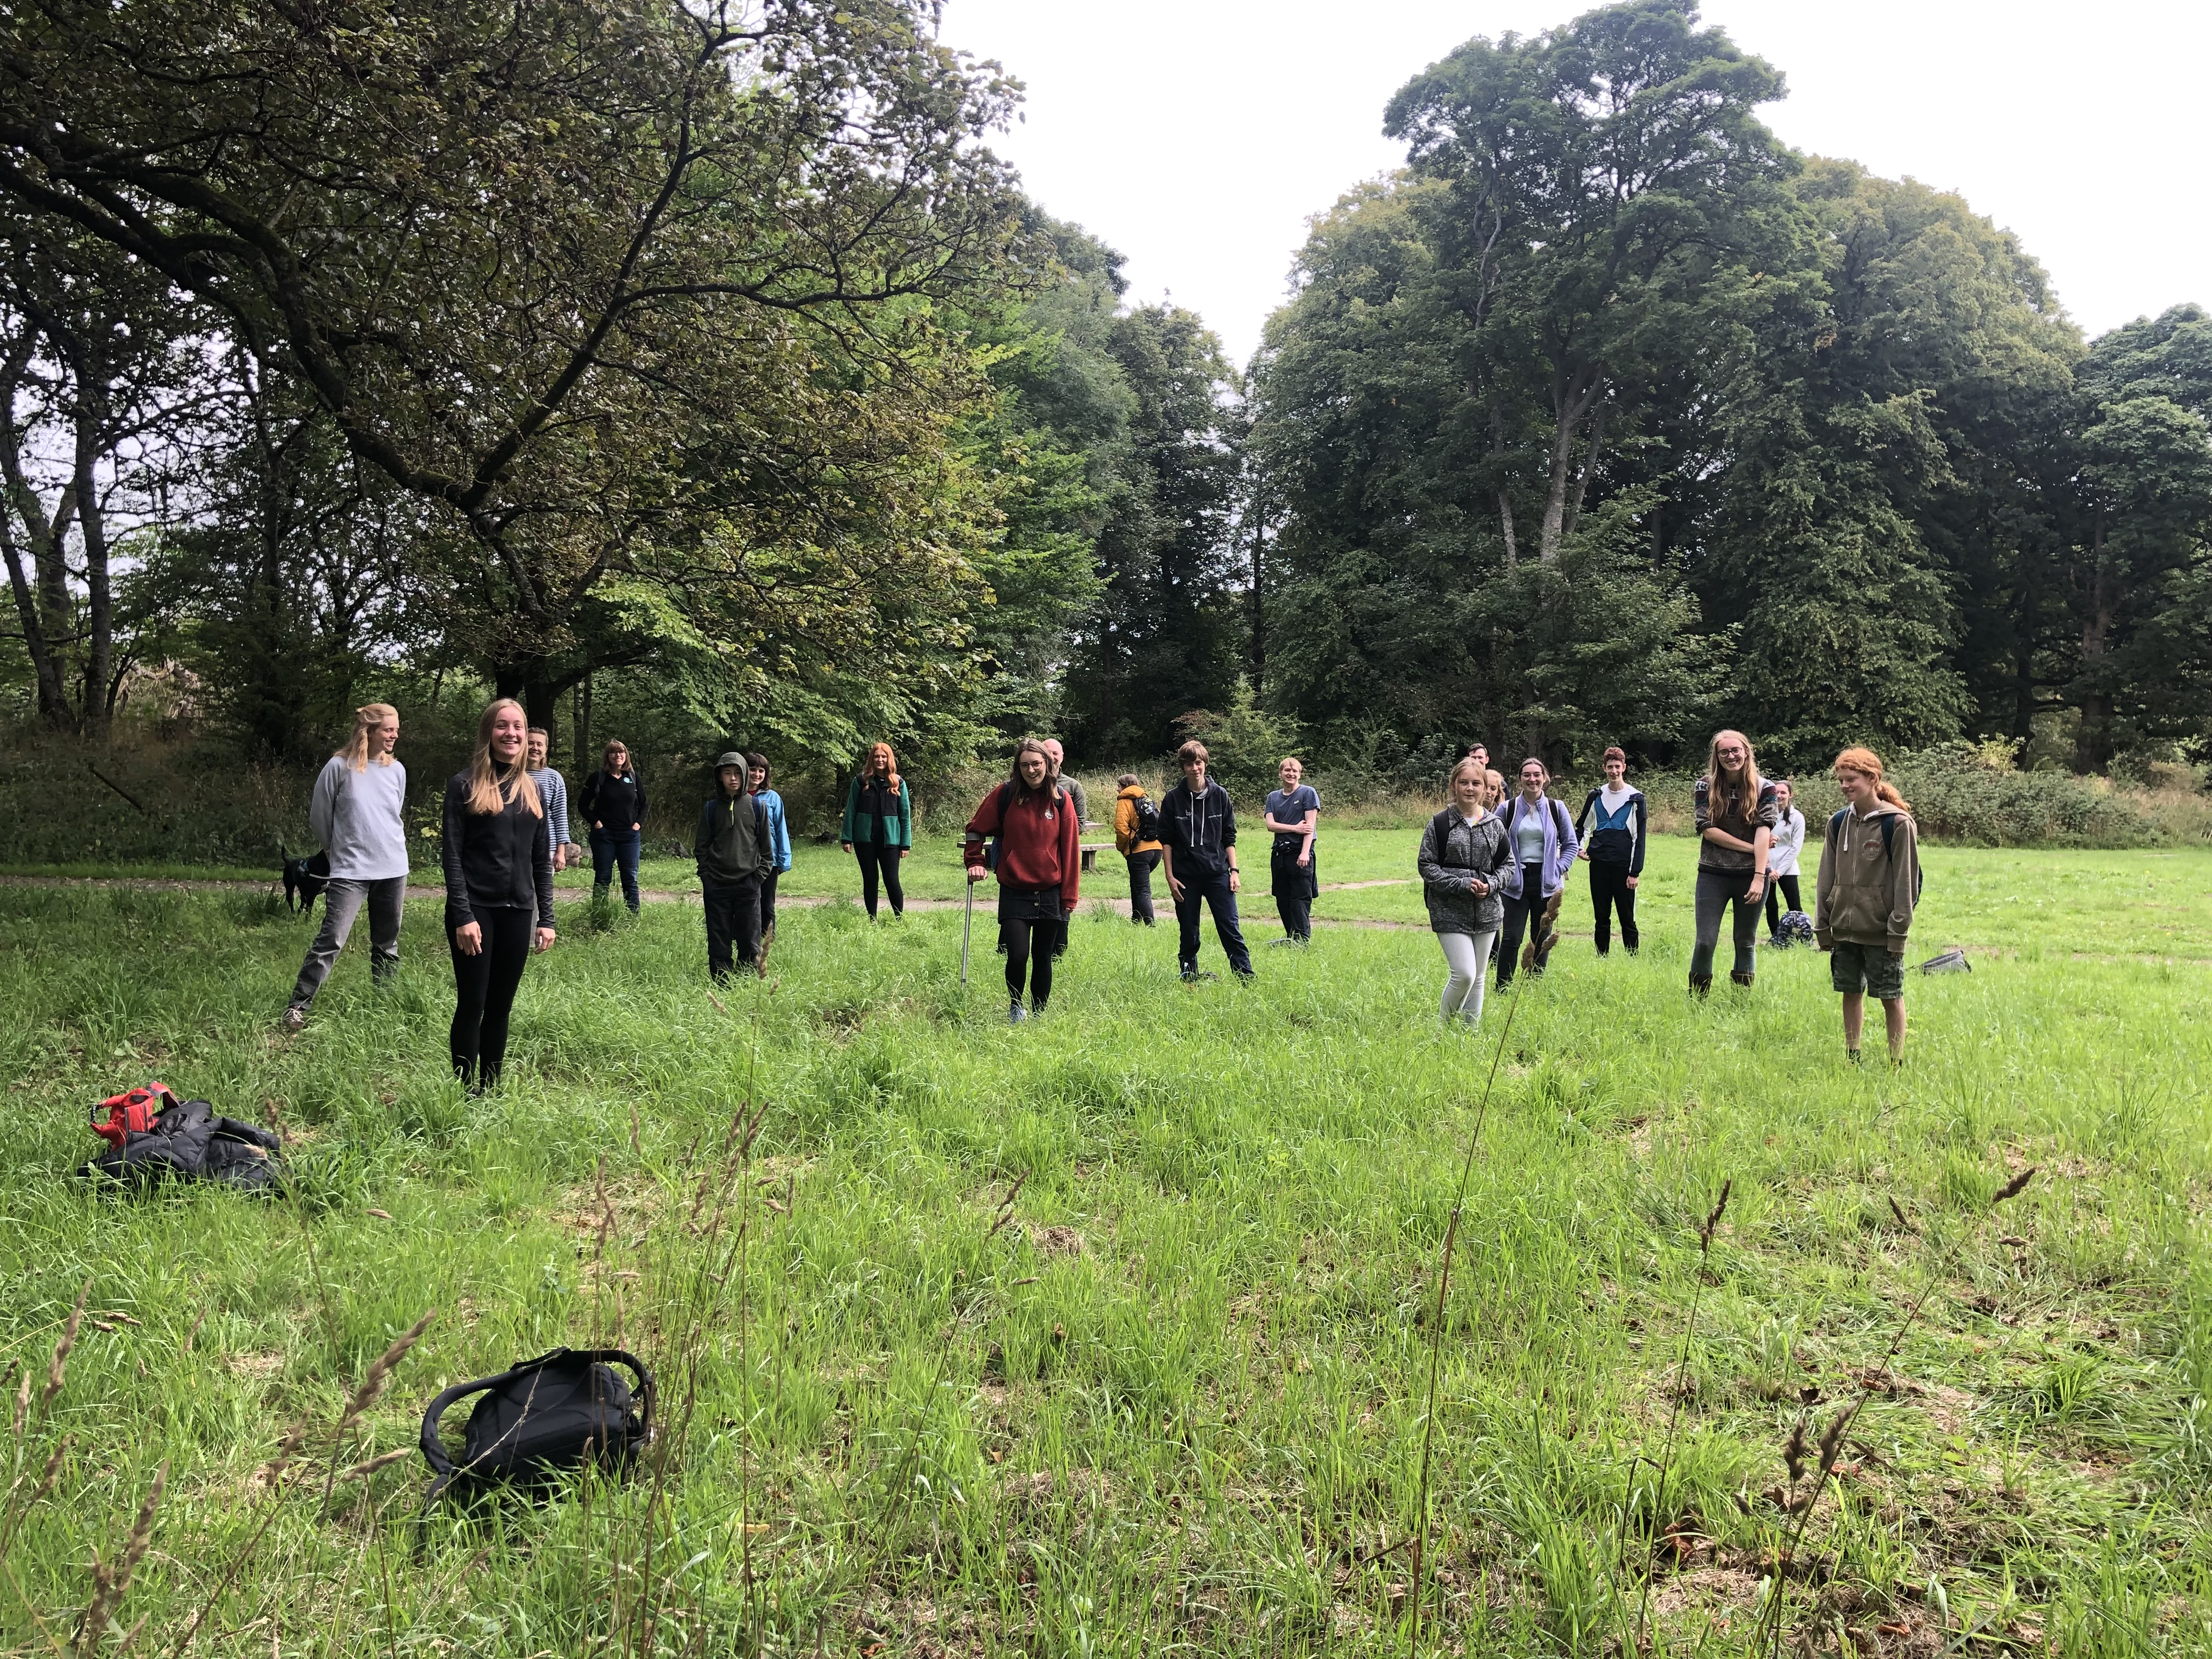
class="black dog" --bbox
[283,850,331,917]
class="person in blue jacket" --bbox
[1574,746,1647,955]
[1496,757,1579,986]
[746,752,793,953]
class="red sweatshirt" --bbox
[964,782,1080,913]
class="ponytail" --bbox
[1833,746,1909,811]
[337,703,399,772]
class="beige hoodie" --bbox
[1814,802,1920,951]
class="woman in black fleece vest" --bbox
[442,698,556,1090]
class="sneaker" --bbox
[1008,1001,1028,1023]
[281,1006,306,1034]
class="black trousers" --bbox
[1272,847,1316,940]
[1497,863,1553,986]
[449,905,534,1087]
[1175,867,1253,976]
[1002,916,1056,1007]
[1125,850,1160,924]
[703,875,763,980]
[1764,873,1803,932]
[857,841,904,917]
[1588,860,1639,954]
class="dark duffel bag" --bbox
[419,1348,653,1502]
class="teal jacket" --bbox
[840,773,912,849]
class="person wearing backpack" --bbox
[1419,756,1513,1026]
[1816,746,1922,1065]
[964,740,1080,1022]
[1691,729,1780,994]
[1764,777,1808,943]
[695,752,773,983]
[839,742,912,920]
[746,753,792,954]
[1113,772,1164,925]
[1574,746,1646,956]
[1495,758,1579,987]
[443,698,556,1092]
[1160,740,1254,982]
[580,739,646,915]
[1263,755,1321,946]
[283,702,409,1032]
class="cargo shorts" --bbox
[1829,939,1905,999]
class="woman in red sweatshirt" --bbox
[964,738,1081,1023]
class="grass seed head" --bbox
[1699,1178,1733,1251]
[1887,1195,1917,1235]
[342,1446,415,1482]
[1783,1417,1808,1486]
[336,1310,435,1440]
[1816,1408,1852,1476]
[42,1282,89,1414]
[31,1433,72,1504]
[78,1461,165,1646]
[9,1361,25,1438]
[1993,1166,2037,1206]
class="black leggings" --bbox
[1691,868,1760,981]
[1764,873,1803,932]
[449,906,533,1087]
[1002,917,1055,1008]
[760,871,780,934]
[1589,861,1639,953]
[857,842,904,917]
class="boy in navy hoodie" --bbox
[1159,740,1253,981]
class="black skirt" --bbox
[997,885,1066,924]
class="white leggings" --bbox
[1437,929,1499,1025]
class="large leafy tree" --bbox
[0,0,1034,723]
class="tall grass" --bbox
[1,868,2210,1652]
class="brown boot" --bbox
[1730,969,1755,989]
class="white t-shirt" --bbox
[1768,806,1807,878]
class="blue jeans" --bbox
[1174,867,1252,977]
[591,828,642,912]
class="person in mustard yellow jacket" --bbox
[1112,773,1164,926]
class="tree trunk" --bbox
[0,338,75,725]
[573,674,592,777]
[1498,493,1518,570]
[2073,510,2114,775]
[1248,491,1265,698]
[1538,376,1604,563]
[72,379,113,735]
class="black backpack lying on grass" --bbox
[419,1348,654,1505]
[81,1090,282,1193]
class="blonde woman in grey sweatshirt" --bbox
[283,703,411,1030]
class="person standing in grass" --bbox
[283,702,408,1032]
[1496,758,1579,987]
[839,742,911,920]
[1764,777,1808,943]
[1042,738,1088,826]
[442,698,555,1092]
[964,739,1080,1022]
[1263,755,1320,946]
[1816,746,1922,1065]
[1419,755,1512,1026]
[580,739,646,915]
[1575,746,1646,956]
[1160,739,1254,982]
[526,727,575,872]
[1113,771,1164,926]
[746,753,791,956]
[1691,729,1779,994]
[695,752,771,983]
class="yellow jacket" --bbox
[1114,785,1163,855]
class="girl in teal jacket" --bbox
[840,742,912,918]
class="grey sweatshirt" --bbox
[308,755,410,880]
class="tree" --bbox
[1383,0,1799,565]
[1058,304,1245,760]
[0,0,1035,721]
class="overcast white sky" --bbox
[935,1,2211,369]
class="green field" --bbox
[2,840,2209,1654]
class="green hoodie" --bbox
[1814,802,1920,951]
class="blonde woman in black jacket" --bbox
[442,699,555,1091]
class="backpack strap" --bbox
[1829,807,1849,839]
[1879,814,1898,861]
[1428,808,1461,868]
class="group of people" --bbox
[280,700,1924,1084]
[1411,730,1920,1064]
[280,699,797,1089]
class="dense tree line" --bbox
[1248,0,2212,774]
[4,0,2205,784]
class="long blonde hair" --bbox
[337,703,399,772]
[1833,746,1910,811]
[463,698,545,818]
[1703,729,1764,825]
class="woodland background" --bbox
[4,0,2209,855]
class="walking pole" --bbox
[961,872,973,985]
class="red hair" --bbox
[1833,746,1910,811]
[864,742,899,789]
